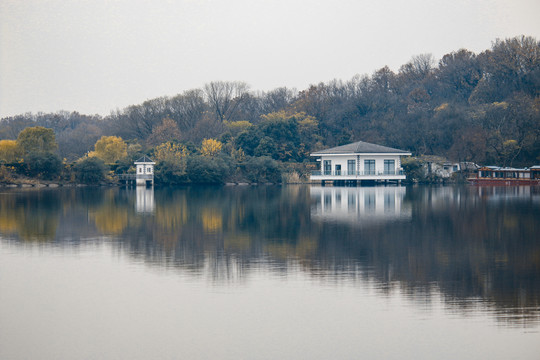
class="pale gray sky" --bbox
[1,0,539,118]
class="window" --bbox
[147,167,152,173]
[323,160,332,175]
[335,164,341,175]
[384,160,395,175]
[364,160,375,175]
[138,167,143,173]
[347,160,355,175]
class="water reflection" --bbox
[310,186,411,224]
[136,187,155,214]
[0,185,539,326]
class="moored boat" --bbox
[468,166,540,185]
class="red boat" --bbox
[468,166,540,185]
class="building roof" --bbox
[311,141,411,156]
[134,155,155,164]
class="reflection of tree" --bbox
[0,190,61,242]
[89,190,130,234]
[0,196,19,233]
[91,208,128,235]
[201,208,222,233]
[1,185,539,326]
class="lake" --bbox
[1,185,539,359]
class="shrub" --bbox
[73,157,107,184]
[241,156,282,183]
[187,155,230,184]
[23,152,63,180]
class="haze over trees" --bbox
[0,35,539,183]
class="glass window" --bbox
[384,160,395,174]
[347,160,355,175]
[364,160,375,175]
[335,164,341,175]
[323,160,332,175]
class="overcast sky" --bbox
[1,0,539,118]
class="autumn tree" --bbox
[147,117,182,146]
[0,140,22,163]
[153,142,189,185]
[17,126,58,155]
[200,138,223,157]
[89,136,128,164]
[225,121,253,137]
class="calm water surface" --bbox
[1,185,539,359]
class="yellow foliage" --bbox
[200,138,223,157]
[154,142,187,164]
[260,110,288,122]
[435,103,449,111]
[91,136,128,164]
[226,121,253,137]
[503,139,518,147]
[0,140,22,163]
[492,101,509,109]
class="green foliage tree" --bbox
[401,157,425,183]
[73,157,107,184]
[235,111,321,162]
[186,155,230,184]
[23,152,62,180]
[241,156,282,183]
[17,126,58,155]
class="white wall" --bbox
[136,164,154,174]
[320,154,402,174]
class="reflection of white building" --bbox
[310,186,411,225]
[136,187,155,213]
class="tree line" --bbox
[0,35,539,184]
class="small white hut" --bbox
[134,156,155,186]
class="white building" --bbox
[310,140,411,184]
[134,156,155,186]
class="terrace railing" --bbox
[311,170,404,177]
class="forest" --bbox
[0,35,539,184]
